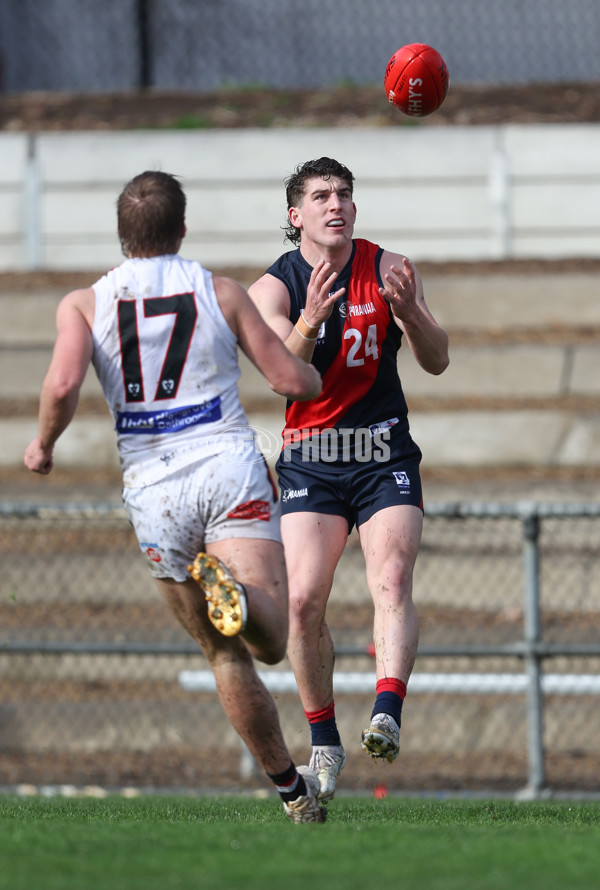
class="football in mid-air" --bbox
[384,43,449,116]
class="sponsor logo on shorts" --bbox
[393,471,411,493]
[144,546,162,563]
[281,487,309,503]
[227,500,271,521]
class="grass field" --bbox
[2,794,600,890]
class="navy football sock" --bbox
[305,702,342,747]
[370,690,403,727]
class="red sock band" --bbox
[304,701,336,724]
[376,678,407,700]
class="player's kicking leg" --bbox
[184,538,327,821]
[188,551,248,637]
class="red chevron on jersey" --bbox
[284,240,391,438]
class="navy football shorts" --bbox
[275,432,423,531]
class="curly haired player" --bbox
[24,171,326,823]
[249,157,449,801]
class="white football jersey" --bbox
[92,255,248,488]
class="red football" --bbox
[384,43,449,116]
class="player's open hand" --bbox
[379,258,418,321]
[303,259,346,327]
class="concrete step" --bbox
[0,270,600,345]
[7,406,600,473]
[5,273,600,471]
[5,341,600,405]
[4,273,600,405]
[3,272,600,343]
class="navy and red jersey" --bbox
[265,238,418,458]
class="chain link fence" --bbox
[1,0,600,93]
[1,500,599,797]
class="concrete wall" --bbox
[1,124,600,272]
[3,126,600,474]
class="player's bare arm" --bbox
[24,288,95,474]
[214,275,321,401]
[379,252,449,375]
[249,260,343,361]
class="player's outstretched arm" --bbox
[214,276,321,401]
[24,289,94,474]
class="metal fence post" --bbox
[521,505,546,796]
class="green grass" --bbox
[169,114,212,129]
[1,794,600,890]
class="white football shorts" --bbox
[123,449,281,581]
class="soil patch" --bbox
[2,82,600,131]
